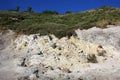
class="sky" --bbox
[0,0,120,13]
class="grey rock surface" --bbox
[75,25,120,50]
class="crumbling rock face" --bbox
[75,25,120,50]
[0,30,15,50]
[0,26,120,80]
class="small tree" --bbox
[27,6,32,12]
[15,6,20,12]
[65,11,72,14]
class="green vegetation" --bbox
[42,10,59,15]
[27,6,32,12]
[0,6,120,38]
[15,6,20,12]
[65,11,72,14]
[87,54,98,63]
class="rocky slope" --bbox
[0,25,120,80]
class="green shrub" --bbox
[87,54,98,63]
[42,10,58,15]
